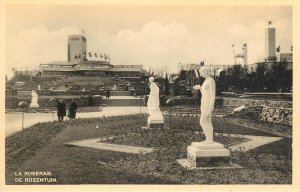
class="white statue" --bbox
[187,67,230,167]
[193,67,215,143]
[147,77,163,123]
[29,90,39,108]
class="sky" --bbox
[5,5,292,77]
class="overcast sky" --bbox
[5,5,292,77]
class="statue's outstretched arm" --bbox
[193,85,202,92]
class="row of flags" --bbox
[276,46,293,52]
[74,52,110,60]
[232,43,293,53]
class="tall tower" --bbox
[68,35,87,63]
[265,22,276,61]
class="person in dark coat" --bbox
[106,88,110,99]
[68,99,78,119]
[57,99,66,121]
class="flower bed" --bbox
[100,128,247,148]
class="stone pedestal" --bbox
[29,103,39,108]
[187,142,230,167]
[147,116,164,129]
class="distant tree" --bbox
[178,70,186,81]
[88,94,95,106]
[217,71,229,93]
[172,78,184,96]
[268,60,289,92]
[254,63,267,91]
[164,73,170,96]
[231,64,243,91]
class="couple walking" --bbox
[57,99,78,121]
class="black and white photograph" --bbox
[1,0,299,191]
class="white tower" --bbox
[265,21,276,61]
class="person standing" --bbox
[68,99,78,119]
[106,88,111,99]
[57,99,66,121]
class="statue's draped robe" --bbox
[147,82,162,119]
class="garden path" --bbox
[66,138,155,154]
[65,133,283,154]
[5,106,148,137]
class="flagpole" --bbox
[232,44,236,65]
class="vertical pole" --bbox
[52,110,54,121]
[22,109,24,131]
[140,98,141,113]
[169,106,172,129]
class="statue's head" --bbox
[200,67,211,78]
[149,77,154,83]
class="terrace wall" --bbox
[223,98,292,108]
[260,106,292,125]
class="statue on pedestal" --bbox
[187,66,230,167]
[29,90,40,108]
[193,67,215,143]
[147,77,164,128]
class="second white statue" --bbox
[147,77,164,128]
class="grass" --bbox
[5,114,292,184]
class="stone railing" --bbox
[223,98,292,108]
[260,106,292,125]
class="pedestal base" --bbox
[29,103,39,108]
[147,116,164,128]
[187,142,230,167]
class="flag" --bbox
[95,53,97,57]
[276,46,280,52]
[81,29,86,35]
[104,54,107,60]
[89,52,92,57]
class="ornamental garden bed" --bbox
[6,114,291,184]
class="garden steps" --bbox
[102,96,142,106]
[110,91,130,96]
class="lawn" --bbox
[5,114,292,184]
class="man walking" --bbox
[57,99,66,121]
[68,99,78,119]
[106,88,111,99]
